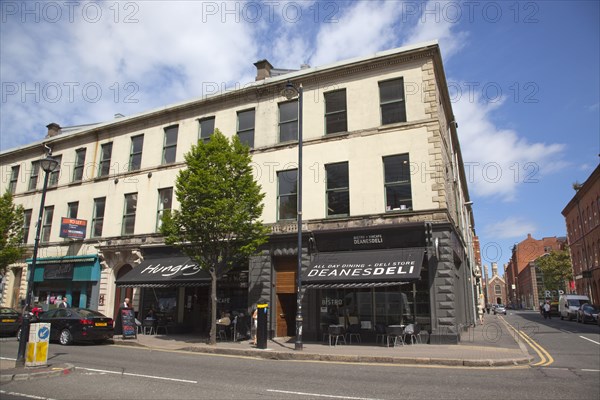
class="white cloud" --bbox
[483,217,537,240]
[453,94,566,200]
[402,0,469,59]
[309,1,404,66]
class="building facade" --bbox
[505,234,567,309]
[1,41,476,344]
[562,165,600,304]
[484,263,507,306]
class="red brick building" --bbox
[485,262,507,306]
[505,234,566,308]
[562,164,600,304]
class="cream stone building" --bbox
[0,41,477,343]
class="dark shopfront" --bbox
[30,255,101,310]
[115,248,250,335]
[250,222,474,344]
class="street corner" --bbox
[1,363,74,384]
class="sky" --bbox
[1,1,599,275]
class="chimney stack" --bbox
[46,123,61,138]
[254,59,273,81]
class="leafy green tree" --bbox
[537,249,573,293]
[161,130,268,345]
[0,190,25,275]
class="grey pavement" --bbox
[1,315,532,383]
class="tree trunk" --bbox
[208,268,217,345]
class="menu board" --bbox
[120,308,137,339]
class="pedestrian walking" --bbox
[543,300,551,319]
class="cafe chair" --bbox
[328,325,346,346]
[156,319,169,335]
[386,325,405,347]
[346,323,361,344]
[403,323,421,344]
[375,324,387,346]
[217,323,228,341]
[142,319,156,335]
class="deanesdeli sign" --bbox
[303,248,425,284]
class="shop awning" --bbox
[115,256,211,288]
[303,248,425,288]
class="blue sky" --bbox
[1,1,599,274]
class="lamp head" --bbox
[40,155,59,173]
[282,81,299,100]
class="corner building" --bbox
[0,41,476,344]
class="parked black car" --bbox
[576,304,599,324]
[19,308,114,345]
[0,307,22,337]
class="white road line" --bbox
[76,367,197,383]
[581,369,600,372]
[579,336,600,345]
[267,389,383,400]
[0,390,56,400]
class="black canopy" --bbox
[303,248,425,288]
[115,256,210,288]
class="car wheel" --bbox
[59,329,73,345]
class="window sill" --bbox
[378,121,410,132]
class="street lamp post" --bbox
[16,152,58,367]
[282,81,303,351]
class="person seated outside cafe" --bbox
[145,309,157,320]
[217,312,231,326]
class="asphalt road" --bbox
[1,311,598,400]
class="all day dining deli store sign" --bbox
[303,248,425,284]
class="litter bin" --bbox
[256,303,268,349]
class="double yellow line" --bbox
[499,316,553,366]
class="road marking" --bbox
[499,316,554,367]
[267,389,383,400]
[579,336,600,345]
[75,367,197,384]
[0,390,56,400]
[581,369,600,372]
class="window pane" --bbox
[68,202,79,219]
[326,112,347,134]
[279,195,297,220]
[99,143,112,177]
[379,79,404,103]
[92,198,105,238]
[238,130,254,148]
[23,210,32,243]
[238,110,255,131]
[278,170,297,195]
[328,191,350,216]
[164,127,178,145]
[122,216,135,235]
[48,155,62,187]
[384,155,410,183]
[381,103,406,125]
[73,149,86,181]
[29,162,39,190]
[279,101,298,122]
[125,194,137,214]
[385,185,412,210]
[326,163,349,190]
[325,90,346,113]
[130,154,142,171]
[279,121,298,142]
[200,118,215,140]
[132,136,144,153]
[163,147,176,164]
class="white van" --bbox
[558,294,590,321]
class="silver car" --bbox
[493,305,507,315]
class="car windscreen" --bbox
[568,299,587,307]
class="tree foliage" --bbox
[0,190,25,275]
[160,130,268,344]
[537,249,573,292]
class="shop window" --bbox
[72,148,86,182]
[379,77,407,125]
[383,153,412,211]
[325,162,349,217]
[277,169,297,221]
[41,206,54,242]
[129,134,144,171]
[237,109,255,148]
[163,125,178,164]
